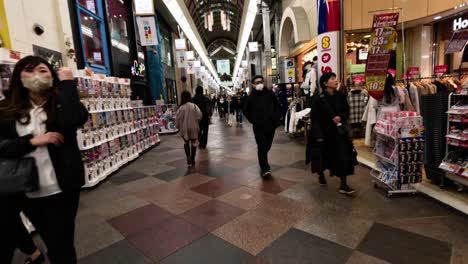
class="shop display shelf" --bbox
[444,171,468,187]
[446,134,468,141]
[374,152,397,165]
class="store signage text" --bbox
[316,0,341,79]
[434,65,448,74]
[365,12,399,100]
[453,17,468,31]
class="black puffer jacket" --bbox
[243,88,281,129]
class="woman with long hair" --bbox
[0,56,88,263]
[176,90,202,167]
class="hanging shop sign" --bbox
[217,59,230,74]
[32,45,63,71]
[408,67,420,78]
[284,59,295,83]
[186,60,195,74]
[185,51,195,60]
[248,42,258,52]
[364,12,399,100]
[176,50,186,68]
[134,0,155,16]
[453,17,468,31]
[175,38,187,50]
[136,16,158,46]
[434,65,448,74]
[317,0,341,79]
[131,60,145,77]
[445,29,468,54]
[358,48,368,61]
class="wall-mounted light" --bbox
[434,16,442,20]
[363,35,371,38]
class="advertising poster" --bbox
[317,0,341,79]
[174,38,187,50]
[284,59,295,83]
[136,16,158,46]
[176,50,186,68]
[217,59,230,74]
[445,29,468,54]
[364,12,399,100]
[32,45,63,71]
[186,60,195,74]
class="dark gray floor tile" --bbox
[78,240,151,264]
[160,234,253,264]
[358,223,452,264]
[259,228,353,264]
[153,168,191,181]
[245,164,283,174]
[110,171,149,185]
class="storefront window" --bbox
[161,34,172,66]
[79,0,98,14]
[79,10,105,66]
[76,0,110,74]
[106,0,131,77]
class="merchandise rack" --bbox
[78,105,161,188]
[156,104,179,134]
[439,93,468,190]
[372,113,425,197]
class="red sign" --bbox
[401,73,408,80]
[352,75,365,83]
[365,13,399,100]
[408,67,420,75]
[434,65,448,74]
[387,69,396,77]
[9,50,21,60]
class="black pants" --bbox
[199,121,209,147]
[0,197,37,264]
[253,126,276,173]
[1,192,80,264]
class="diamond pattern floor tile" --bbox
[212,212,290,255]
[166,173,215,189]
[345,251,390,264]
[180,200,245,231]
[116,177,166,194]
[109,171,149,185]
[273,167,310,183]
[357,223,452,264]
[246,177,296,194]
[127,217,207,262]
[217,186,277,211]
[108,204,174,237]
[160,234,253,264]
[258,228,353,264]
[191,178,244,198]
[78,240,152,264]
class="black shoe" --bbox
[261,171,272,179]
[24,253,45,264]
[319,176,327,186]
[190,146,197,166]
[339,185,356,195]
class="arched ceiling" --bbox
[184,0,244,50]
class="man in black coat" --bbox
[243,75,281,178]
[192,86,212,148]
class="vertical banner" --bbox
[317,0,341,79]
[217,59,230,74]
[136,17,158,46]
[176,50,186,68]
[284,59,295,83]
[365,13,399,100]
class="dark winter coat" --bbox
[243,89,281,129]
[192,93,212,124]
[0,80,89,191]
[306,91,357,177]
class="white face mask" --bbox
[305,64,312,71]
[255,83,264,91]
[304,89,310,95]
[21,76,53,93]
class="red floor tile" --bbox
[108,204,173,237]
[180,200,246,231]
[222,170,261,185]
[191,178,243,198]
[127,217,208,262]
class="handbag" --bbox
[0,157,39,194]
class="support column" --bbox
[262,4,272,88]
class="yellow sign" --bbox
[0,0,11,48]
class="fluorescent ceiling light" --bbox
[434,16,442,20]
[232,0,258,84]
[81,25,93,38]
[162,0,220,84]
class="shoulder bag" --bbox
[0,157,39,195]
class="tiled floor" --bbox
[12,116,468,264]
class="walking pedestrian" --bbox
[243,75,281,178]
[176,90,202,167]
[192,86,212,149]
[0,56,89,264]
[218,95,225,119]
[225,95,234,126]
[306,72,358,194]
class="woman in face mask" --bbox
[0,56,89,264]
